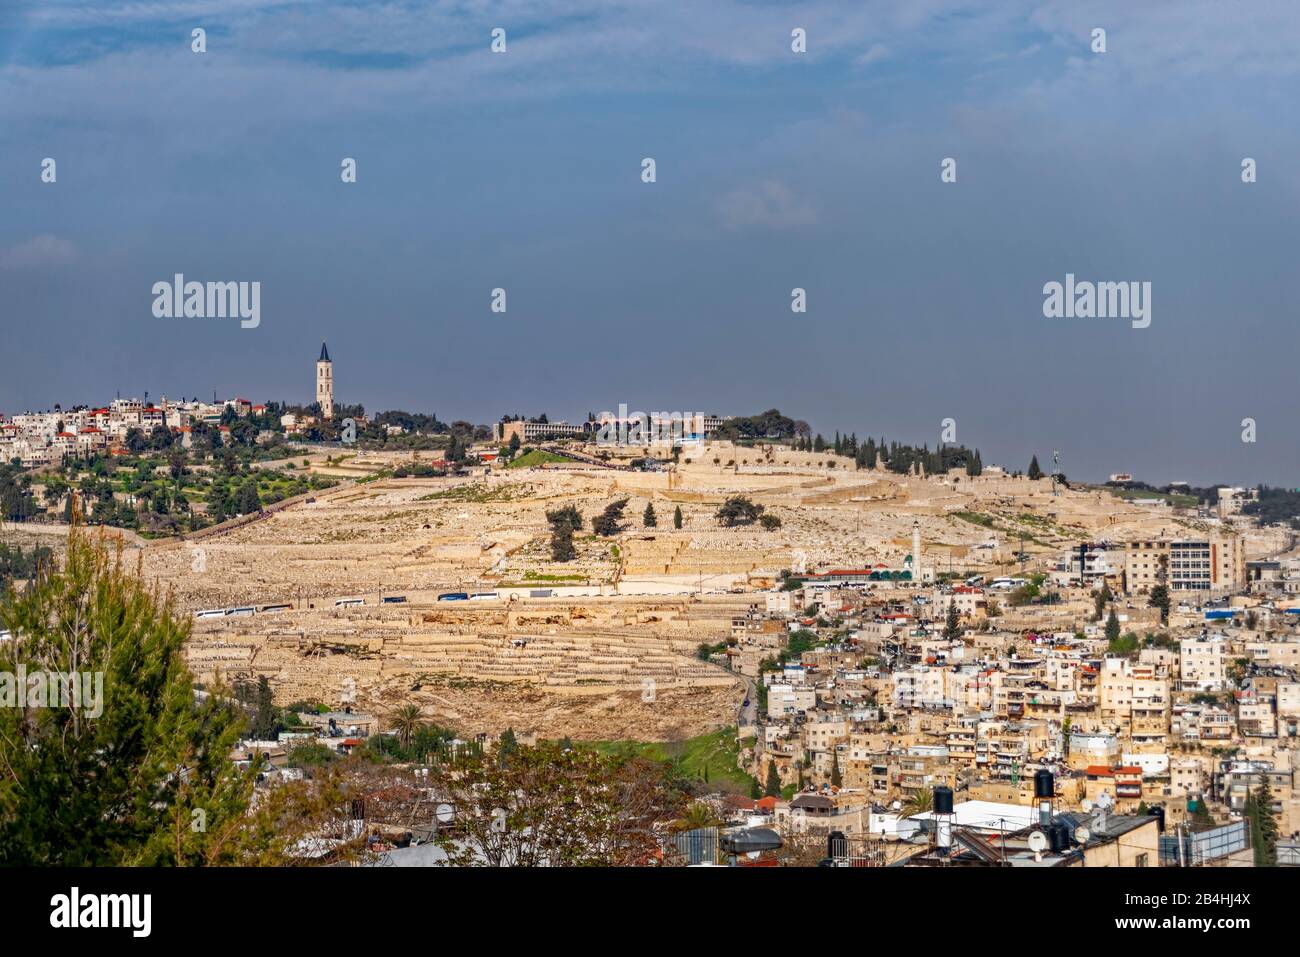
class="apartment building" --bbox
[1179,635,1227,690]
[1098,658,1170,736]
[497,419,588,443]
[1124,536,1244,594]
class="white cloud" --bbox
[716,181,817,231]
[0,234,76,269]
[853,43,890,67]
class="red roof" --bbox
[755,796,778,811]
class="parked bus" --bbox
[381,595,408,604]
[335,597,365,607]
[195,609,226,620]
[437,592,469,602]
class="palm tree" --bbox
[676,801,721,832]
[392,704,423,750]
[904,788,935,817]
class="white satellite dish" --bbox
[1097,790,1114,810]
[435,803,454,823]
[1027,830,1048,852]
[1075,825,1091,844]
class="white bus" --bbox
[335,597,365,608]
[988,577,1026,591]
[195,609,226,620]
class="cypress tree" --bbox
[764,761,782,797]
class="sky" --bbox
[1,0,1298,487]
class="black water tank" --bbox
[1034,769,1055,799]
[1151,805,1166,833]
[1048,822,1068,853]
[933,786,954,815]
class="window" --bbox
[1134,852,1149,867]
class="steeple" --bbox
[316,342,334,419]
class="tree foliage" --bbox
[0,523,254,865]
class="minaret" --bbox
[912,519,922,581]
[316,342,334,419]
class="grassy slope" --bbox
[506,449,570,469]
[583,727,757,794]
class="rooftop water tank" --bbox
[1034,769,1055,799]
[933,786,954,815]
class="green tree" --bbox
[1149,584,1170,625]
[764,761,782,797]
[904,788,935,816]
[392,703,423,750]
[0,524,253,865]
[236,480,261,515]
[249,675,277,739]
[716,495,764,527]
[592,498,628,537]
[550,521,576,562]
[1249,781,1279,866]
[830,751,842,788]
[1028,455,1043,479]
[1105,606,1121,644]
[673,505,683,529]
[643,501,657,528]
[1092,582,1112,621]
[943,600,962,640]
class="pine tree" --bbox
[643,502,657,528]
[0,521,253,864]
[673,505,683,529]
[830,751,842,788]
[1028,455,1043,480]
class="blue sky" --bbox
[1,1,1298,485]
